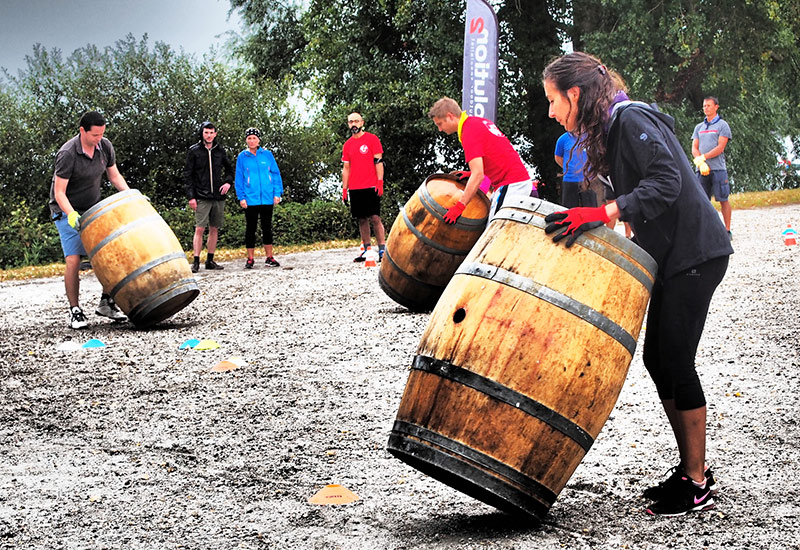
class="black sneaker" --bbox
[643,465,717,501]
[245,258,254,269]
[265,256,280,267]
[646,474,715,517]
[69,306,88,329]
[191,261,199,273]
[205,260,224,270]
[353,249,367,263]
[96,297,127,322]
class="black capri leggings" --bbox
[642,255,729,410]
[244,204,274,248]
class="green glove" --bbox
[67,211,81,230]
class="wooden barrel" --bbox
[378,173,491,312]
[79,190,199,327]
[387,195,657,519]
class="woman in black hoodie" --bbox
[542,52,733,517]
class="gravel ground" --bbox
[0,205,798,550]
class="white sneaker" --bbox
[96,298,127,321]
[70,306,89,329]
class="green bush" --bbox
[0,198,361,269]
[0,201,61,269]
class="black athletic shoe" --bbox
[643,465,718,501]
[265,256,280,267]
[646,474,715,517]
[69,306,89,329]
[191,261,199,273]
[205,260,224,270]
[245,258,254,269]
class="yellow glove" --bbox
[693,155,710,176]
[67,211,81,230]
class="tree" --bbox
[575,0,800,190]
[231,0,573,209]
[1,35,327,214]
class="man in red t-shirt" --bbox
[342,112,386,262]
[428,97,534,224]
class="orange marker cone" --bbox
[308,484,360,505]
[363,247,378,267]
[783,224,797,246]
[210,360,239,372]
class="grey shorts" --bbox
[698,170,730,202]
[195,199,225,228]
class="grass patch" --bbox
[723,188,800,210]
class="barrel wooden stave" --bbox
[379,174,490,312]
[79,190,198,327]
[388,196,656,519]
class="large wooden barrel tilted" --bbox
[79,190,199,327]
[378,173,491,312]
[387,196,657,520]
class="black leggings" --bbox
[244,204,274,248]
[642,255,729,410]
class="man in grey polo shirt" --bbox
[50,111,130,328]
[692,96,733,239]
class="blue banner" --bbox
[462,0,499,122]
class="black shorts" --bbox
[349,188,381,218]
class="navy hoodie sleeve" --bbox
[614,110,682,222]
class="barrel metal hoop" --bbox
[401,208,473,256]
[126,278,199,324]
[381,249,445,292]
[108,252,188,300]
[456,262,637,355]
[492,209,657,288]
[412,355,594,452]
[390,419,558,506]
[418,183,487,231]
[87,215,164,259]
[79,191,149,233]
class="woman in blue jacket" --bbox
[542,52,733,517]
[235,128,283,268]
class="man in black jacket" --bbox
[183,121,234,272]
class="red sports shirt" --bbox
[342,132,383,190]
[460,117,529,187]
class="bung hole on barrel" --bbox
[453,308,466,323]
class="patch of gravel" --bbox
[0,205,798,550]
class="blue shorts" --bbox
[53,214,87,257]
[698,170,730,202]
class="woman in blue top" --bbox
[235,128,283,268]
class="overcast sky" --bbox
[0,0,243,76]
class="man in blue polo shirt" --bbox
[692,96,733,239]
[50,111,130,328]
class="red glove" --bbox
[450,170,470,182]
[376,180,384,197]
[342,188,348,203]
[544,206,610,247]
[443,201,466,224]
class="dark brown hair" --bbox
[542,52,626,180]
